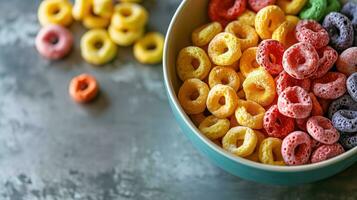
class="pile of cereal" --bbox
[177,0,357,166]
[35,0,164,103]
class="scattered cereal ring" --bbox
[306,116,340,144]
[282,42,319,79]
[336,47,357,76]
[208,32,242,66]
[35,25,73,60]
[38,0,73,27]
[176,46,211,81]
[310,46,338,79]
[277,0,307,15]
[264,105,295,139]
[295,20,330,49]
[237,9,256,27]
[311,72,347,99]
[223,126,258,157]
[256,39,285,75]
[108,24,144,46]
[272,21,298,48]
[309,93,323,116]
[209,0,247,24]
[281,131,312,165]
[324,0,341,16]
[225,21,259,51]
[245,130,266,162]
[339,133,357,150]
[299,0,327,21]
[341,2,357,46]
[235,100,266,129]
[133,32,164,64]
[239,47,261,77]
[178,78,209,114]
[199,115,230,140]
[332,110,357,133]
[192,22,222,47]
[207,84,239,118]
[328,94,357,119]
[259,137,285,165]
[248,0,276,13]
[69,74,99,103]
[255,5,286,39]
[311,143,345,163]
[275,71,311,95]
[278,86,312,119]
[111,3,148,29]
[208,66,240,91]
[72,0,90,20]
[93,0,113,18]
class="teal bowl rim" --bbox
[163,0,357,173]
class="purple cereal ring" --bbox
[336,47,357,76]
[310,143,345,163]
[347,72,357,102]
[281,131,312,165]
[312,72,347,99]
[295,20,330,49]
[328,94,357,119]
[282,42,319,80]
[275,71,311,95]
[341,1,357,46]
[306,116,340,144]
[35,25,73,60]
[278,86,312,119]
[339,133,357,150]
[256,39,285,75]
[310,46,338,79]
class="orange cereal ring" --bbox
[69,74,99,103]
[178,78,209,114]
[237,72,246,90]
[208,32,242,66]
[255,5,286,39]
[239,47,261,77]
[207,84,239,118]
[272,21,298,48]
[192,22,223,47]
[285,15,300,25]
[225,21,259,51]
[208,66,240,91]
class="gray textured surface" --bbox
[0,0,356,199]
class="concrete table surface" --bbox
[0,0,356,199]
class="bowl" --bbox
[163,0,357,185]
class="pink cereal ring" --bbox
[295,20,330,49]
[248,0,276,12]
[281,131,312,165]
[256,39,285,75]
[263,105,295,139]
[311,143,345,163]
[312,72,347,99]
[282,42,319,79]
[278,86,312,119]
[275,71,311,95]
[311,46,338,79]
[35,25,73,60]
[336,47,357,76]
[306,116,340,144]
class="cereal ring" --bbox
[237,72,245,90]
[237,89,246,99]
[38,0,73,26]
[108,24,144,46]
[199,115,230,140]
[243,69,276,106]
[339,133,357,150]
[275,71,311,95]
[328,94,357,119]
[278,86,312,118]
[256,39,285,75]
[208,32,242,66]
[255,5,286,39]
[299,0,327,21]
[230,114,239,128]
[272,21,298,48]
[207,84,239,118]
[93,0,113,18]
[281,131,312,165]
[341,2,357,46]
[35,25,73,60]
[307,116,340,144]
[264,105,295,139]
[332,110,357,133]
[72,0,90,20]
[324,0,341,16]
[192,22,222,47]
[111,3,148,29]
[245,130,266,162]
[239,47,261,77]
[82,3,110,29]
[248,0,276,13]
[282,42,318,79]
[311,72,347,99]
[319,98,331,115]
[209,0,247,24]
[347,72,357,102]
[295,20,330,49]
[190,112,207,126]
[277,0,307,15]
[178,79,209,114]
[235,100,266,129]
[237,9,256,27]
[310,46,338,79]
[176,46,211,81]
[285,15,300,25]
[133,32,164,64]
[259,137,285,165]
[225,21,259,51]
[311,143,345,163]
[69,74,99,103]
[222,126,258,157]
[80,29,117,65]
[309,93,323,116]
[208,66,240,91]
[322,12,354,52]
[336,47,357,76]
[296,118,308,131]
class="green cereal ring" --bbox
[299,0,327,21]
[324,0,341,16]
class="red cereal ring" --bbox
[310,46,338,79]
[248,0,276,12]
[256,39,285,75]
[295,20,330,49]
[275,71,311,95]
[311,143,345,163]
[306,116,340,144]
[318,97,332,114]
[278,86,312,119]
[296,118,308,131]
[311,139,323,151]
[312,72,347,99]
[309,93,323,116]
[281,131,312,165]
[282,42,319,79]
[263,105,295,139]
[209,0,247,24]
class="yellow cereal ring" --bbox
[178,78,209,114]
[80,29,118,65]
[245,130,266,162]
[111,3,148,29]
[208,66,240,91]
[207,84,239,118]
[82,3,110,29]
[199,115,230,140]
[222,126,258,157]
[259,137,285,165]
[285,15,300,25]
[272,21,298,48]
[235,100,266,129]
[208,32,242,66]
[38,0,73,26]
[225,21,259,51]
[239,47,261,77]
[108,24,144,46]
[133,32,164,64]
[255,5,286,39]
[72,0,90,20]
[237,89,246,99]
[176,46,211,81]
[192,22,222,47]
[190,113,207,126]
[93,0,113,18]
[237,72,245,90]
[237,9,256,27]
[243,69,276,106]
[277,0,307,15]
